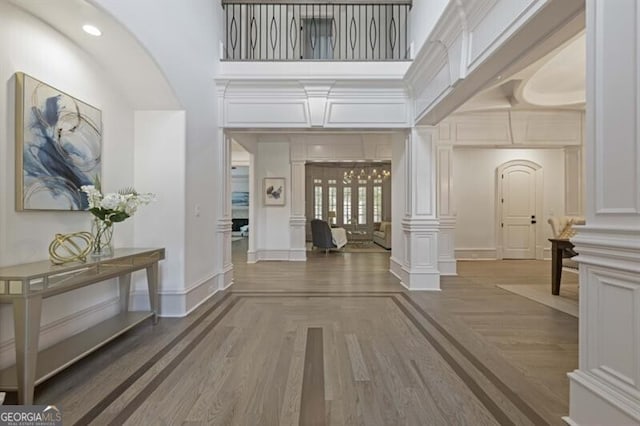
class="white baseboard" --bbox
[390,257,440,290]
[390,257,407,286]
[131,267,234,318]
[568,370,640,425]
[438,259,458,276]
[252,249,307,262]
[288,249,307,261]
[455,248,498,260]
[0,296,120,369]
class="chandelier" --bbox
[343,166,391,184]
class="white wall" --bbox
[253,142,291,260]
[391,133,406,271]
[132,111,186,314]
[95,0,226,310]
[454,148,566,259]
[409,0,449,55]
[0,2,135,367]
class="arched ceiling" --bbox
[456,33,585,113]
[9,0,180,110]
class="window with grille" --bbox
[328,186,337,224]
[314,184,323,219]
[358,185,367,225]
[343,187,352,224]
[373,185,382,223]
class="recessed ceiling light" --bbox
[496,75,503,80]
[82,24,102,37]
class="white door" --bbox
[500,165,537,259]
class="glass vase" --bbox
[91,218,113,258]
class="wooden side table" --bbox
[549,238,575,296]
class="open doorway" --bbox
[231,141,251,262]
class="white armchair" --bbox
[548,216,585,239]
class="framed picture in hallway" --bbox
[263,177,285,206]
[14,72,102,211]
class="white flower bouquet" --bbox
[81,183,155,225]
[80,180,155,257]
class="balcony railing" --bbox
[222,1,412,61]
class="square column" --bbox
[567,1,640,424]
[392,127,440,291]
[289,144,307,261]
[437,144,457,275]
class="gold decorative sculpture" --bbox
[48,232,93,265]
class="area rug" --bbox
[344,241,389,253]
[497,284,578,318]
[305,241,389,253]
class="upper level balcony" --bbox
[222,1,412,62]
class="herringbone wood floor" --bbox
[6,240,577,425]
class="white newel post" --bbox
[437,144,457,275]
[289,144,307,261]
[567,1,640,424]
[400,127,440,290]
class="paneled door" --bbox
[500,164,538,259]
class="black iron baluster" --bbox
[279,4,282,60]
[389,6,397,59]
[404,5,408,59]
[330,6,337,59]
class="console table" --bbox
[0,248,164,404]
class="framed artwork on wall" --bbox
[263,177,285,206]
[15,72,102,211]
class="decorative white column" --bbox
[215,132,233,289]
[247,152,257,263]
[289,144,307,261]
[437,144,457,275]
[398,127,440,290]
[567,1,640,424]
[215,81,233,288]
[564,146,583,216]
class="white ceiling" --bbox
[456,33,586,114]
[9,0,180,110]
[10,0,584,117]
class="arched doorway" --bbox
[496,160,543,259]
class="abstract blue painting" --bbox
[15,72,102,211]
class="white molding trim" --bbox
[438,260,458,276]
[455,248,498,260]
[131,269,234,318]
[220,80,411,129]
[288,249,307,262]
[0,297,120,369]
[390,256,408,286]
[251,249,308,262]
[568,370,640,425]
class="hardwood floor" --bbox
[4,240,578,425]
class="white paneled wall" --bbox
[453,148,566,260]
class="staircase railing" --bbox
[222,1,412,61]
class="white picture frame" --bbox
[263,177,285,206]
